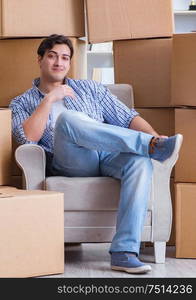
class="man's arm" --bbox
[23,85,75,142]
[129,115,160,137]
[23,95,53,142]
[96,83,167,138]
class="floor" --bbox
[42,243,196,278]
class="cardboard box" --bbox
[0,109,11,185]
[135,107,196,183]
[114,33,196,107]
[0,0,85,37]
[136,108,175,137]
[0,37,87,107]
[114,38,172,107]
[174,108,196,183]
[86,0,173,43]
[0,187,64,277]
[171,33,196,106]
[175,183,196,258]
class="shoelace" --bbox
[149,137,159,154]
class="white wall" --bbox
[173,0,191,10]
[87,52,114,82]
[173,0,196,33]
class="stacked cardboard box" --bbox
[0,0,86,108]
[114,33,196,107]
[121,37,196,252]
[86,0,196,254]
[0,0,86,276]
[114,34,196,252]
[0,0,86,188]
[135,107,196,250]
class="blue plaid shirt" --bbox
[9,78,139,153]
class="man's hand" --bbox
[129,116,170,139]
[46,85,75,103]
[158,135,168,139]
[23,85,75,142]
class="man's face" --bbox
[38,43,71,83]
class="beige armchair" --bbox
[15,84,174,263]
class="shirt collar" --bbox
[32,77,69,97]
[32,78,45,97]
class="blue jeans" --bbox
[51,110,153,255]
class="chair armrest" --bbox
[151,159,173,242]
[15,144,46,190]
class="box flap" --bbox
[0,186,63,198]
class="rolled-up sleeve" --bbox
[97,83,139,128]
[9,97,38,145]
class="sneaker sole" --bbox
[163,134,183,168]
[111,264,152,274]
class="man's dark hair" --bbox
[37,34,74,59]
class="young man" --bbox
[10,34,183,274]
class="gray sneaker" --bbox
[111,252,151,274]
[149,134,183,163]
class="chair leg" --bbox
[154,241,166,263]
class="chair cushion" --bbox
[46,176,152,211]
[46,176,120,210]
